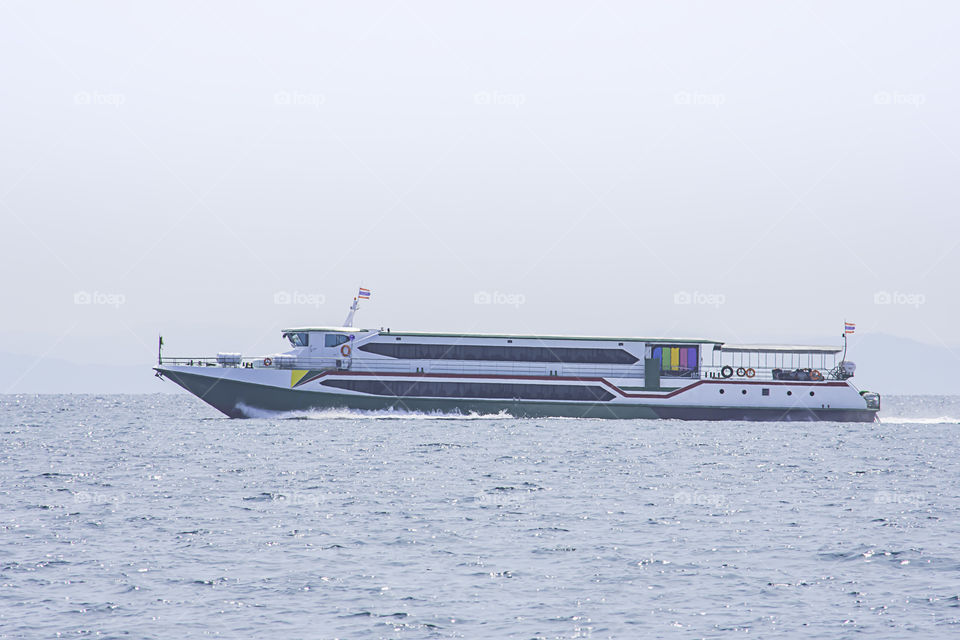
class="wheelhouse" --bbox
[280,326,367,350]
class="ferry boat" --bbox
[154,296,880,422]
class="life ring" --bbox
[736,367,746,377]
[720,365,734,379]
[263,357,272,367]
[810,369,823,381]
[340,344,351,357]
[745,367,756,378]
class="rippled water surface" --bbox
[2,394,959,638]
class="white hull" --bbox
[155,326,879,421]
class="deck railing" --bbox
[699,364,835,382]
[159,356,651,379]
[159,357,838,382]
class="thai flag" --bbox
[844,322,855,334]
[358,287,371,299]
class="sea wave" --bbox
[233,403,516,421]
[878,416,960,425]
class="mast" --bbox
[842,319,853,362]
[343,286,371,328]
[343,297,359,328]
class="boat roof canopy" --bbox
[345,329,718,344]
[279,328,838,352]
[282,327,718,343]
[282,326,366,333]
[719,343,842,354]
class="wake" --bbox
[878,415,960,425]
[234,402,516,421]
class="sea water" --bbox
[1,394,959,638]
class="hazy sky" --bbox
[1,1,957,375]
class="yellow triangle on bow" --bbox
[290,369,309,387]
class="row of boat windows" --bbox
[321,379,616,401]
[357,343,639,365]
[284,333,352,348]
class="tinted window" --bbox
[325,334,350,347]
[651,345,699,377]
[285,332,310,347]
[322,379,615,401]
[357,343,638,364]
